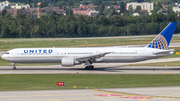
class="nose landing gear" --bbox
[13,67,16,70]
[12,63,16,70]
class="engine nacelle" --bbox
[61,58,81,67]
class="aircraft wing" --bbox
[75,52,111,62]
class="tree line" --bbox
[0,0,173,7]
[0,11,180,38]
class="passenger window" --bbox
[5,52,10,54]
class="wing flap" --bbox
[75,52,111,62]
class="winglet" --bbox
[146,22,177,50]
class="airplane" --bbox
[1,22,177,70]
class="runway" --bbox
[0,65,180,74]
[0,56,180,74]
[0,86,180,101]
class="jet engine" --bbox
[61,58,81,66]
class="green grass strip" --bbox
[0,74,179,91]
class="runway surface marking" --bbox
[43,97,111,101]
[92,89,180,100]
[0,94,95,98]
[41,88,180,101]
[0,91,156,101]
[1,87,180,101]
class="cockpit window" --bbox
[5,52,10,54]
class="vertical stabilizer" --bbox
[147,22,177,50]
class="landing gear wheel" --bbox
[85,66,89,70]
[92,66,94,70]
[85,66,94,70]
[13,67,16,70]
[12,63,16,70]
[89,66,94,70]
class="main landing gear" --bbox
[85,65,94,70]
[84,61,94,70]
[12,63,16,70]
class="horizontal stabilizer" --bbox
[152,49,174,55]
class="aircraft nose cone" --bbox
[1,54,5,59]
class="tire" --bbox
[89,66,93,70]
[92,66,94,70]
[85,66,89,70]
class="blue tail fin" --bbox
[147,22,177,50]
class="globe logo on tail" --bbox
[147,35,168,50]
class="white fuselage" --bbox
[1,47,172,64]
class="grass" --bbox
[0,37,154,51]
[0,74,179,91]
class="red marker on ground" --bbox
[55,82,64,86]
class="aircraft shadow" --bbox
[0,66,180,73]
